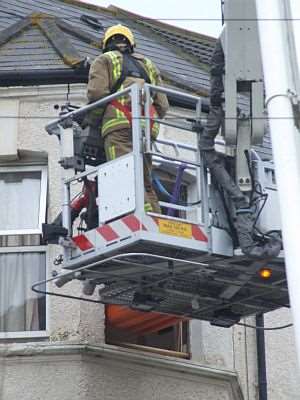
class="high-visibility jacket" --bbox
[87,50,169,138]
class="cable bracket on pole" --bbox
[287,89,300,130]
[265,90,300,130]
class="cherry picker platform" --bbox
[33,83,289,328]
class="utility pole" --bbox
[256,0,300,366]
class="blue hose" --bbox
[152,172,171,199]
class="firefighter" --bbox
[86,24,169,214]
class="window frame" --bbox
[0,246,49,340]
[0,165,48,235]
[105,305,190,358]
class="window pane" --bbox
[0,252,46,333]
[105,305,189,354]
[0,171,41,231]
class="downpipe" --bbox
[256,314,268,400]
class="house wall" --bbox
[264,309,300,400]
[0,344,244,400]
[0,84,298,400]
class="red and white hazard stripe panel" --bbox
[72,214,145,252]
[72,214,207,252]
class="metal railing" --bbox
[143,84,209,228]
[45,83,210,239]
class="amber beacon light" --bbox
[258,268,273,280]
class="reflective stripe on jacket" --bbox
[87,50,169,138]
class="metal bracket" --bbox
[59,156,85,171]
[46,116,73,137]
[58,237,76,249]
[190,118,204,134]
[266,90,300,130]
[288,90,300,130]
[59,116,74,129]
[236,116,252,191]
[46,123,62,137]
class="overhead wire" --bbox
[0,115,296,120]
[1,16,300,21]
[237,321,293,331]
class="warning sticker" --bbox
[158,219,192,239]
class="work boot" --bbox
[234,209,281,258]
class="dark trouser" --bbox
[199,105,224,150]
[104,128,161,214]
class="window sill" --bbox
[106,341,190,359]
[0,331,49,341]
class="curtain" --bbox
[0,171,41,231]
[0,252,46,332]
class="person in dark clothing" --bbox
[200,38,281,258]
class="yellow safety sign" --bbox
[158,219,192,239]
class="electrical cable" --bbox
[221,0,225,25]
[77,215,87,234]
[1,16,300,21]
[237,322,293,331]
[252,184,268,230]
[244,150,272,240]
[170,199,202,206]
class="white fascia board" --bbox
[0,84,87,102]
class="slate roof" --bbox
[0,0,215,94]
[108,6,215,66]
[0,0,272,159]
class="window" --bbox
[0,165,47,235]
[105,305,190,358]
[0,247,47,338]
[104,170,192,356]
[0,163,48,339]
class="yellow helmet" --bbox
[102,25,135,49]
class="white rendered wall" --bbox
[0,84,297,400]
[0,343,243,400]
[0,98,19,160]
